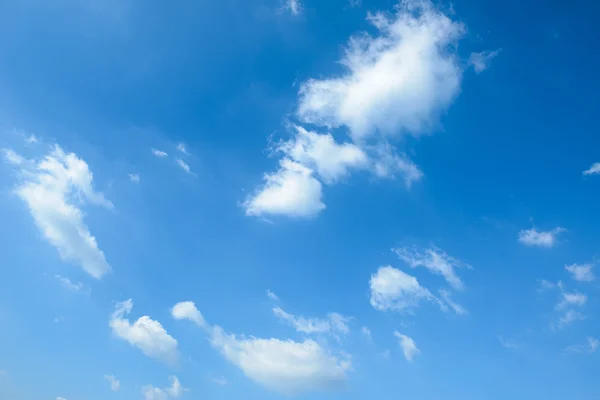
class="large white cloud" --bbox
[369,265,435,312]
[297,0,465,141]
[171,301,350,395]
[3,145,112,278]
[110,299,178,365]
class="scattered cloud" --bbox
[285,0,301,15]
[394,332,419,362]
[565,264,595,282]
[564,337,599,355]
[104,374,120,391]
[4,145,112,279]
[56,397,67,400]
[556,310,584,329]
[468,49,501,73]
[175,158,193,175]
[25,134,39,144]
[583,162,600,176]
[3,148,25,165]
[266,289,280,301]
[142,376,186,400]
[176,143,189,155]
[369,265,436,312]
[498,336,519,349]
[54,275,88,294]
[556,291,587,310]
[518,227,565,248]
[109,299,178,365]
[273,306,351,337]
[243,159,325,218]
[152,149,168,158]
[172,301,350,395]
[171,301,207,328]
[212,376,229,386]
[297,0,465,141]
[361,326,372,341]
[348,0,361,7]
[129,173,140,183]
[393,245,469,290]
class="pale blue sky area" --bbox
[1,1,600,399]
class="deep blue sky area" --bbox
[1,1,599,400]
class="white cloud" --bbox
[393,246,469,290]
[176,143,189,155]
[244,159,325,218]
[54,275,87,293]
[518,227,565,248]
[5,146,112,279]
[152,149,168,158]
[104,374,120,391]
[439,289,467,315]
[565,264,595,282]
[142,376,186,400]
[109,299,178,365]
[280,126,368,184]
[3,149,25,165]
[175,158,193,175]
[370,143,423,187]
[56,397,67,400]
[394,332,419,362]
[266,289,280,301]
[556,292,587,310]
[297,1,465,141]
[369,265,436,312]
[172,302,350,395]
[210,327,349,395]
[564,337,599,354]
[273,307,351,337]
[583,162,600,176]
[468,49,501,73]
[129,173,140,183]
[171,301,207,328]
[285,0,301,15]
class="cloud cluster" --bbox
[245,0,491,218]
[539,280,588,329]
[3,145,112,278]
[171,301,350,395]
[110,299,178,365]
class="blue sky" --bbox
[1,0,600,399]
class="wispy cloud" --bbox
[104,374,120,391]
[285,0,301,15]
[175,158,193,175]
[4,145,112,278]
[142,376,186,400]
[54,275,88,294]
[266,289,280,301]
[468,49,501,73]
[563,337,599,355]
[129,173,140,183]
[273,306,351,337]
[498,336,519,349]
[565,263,595,282]
[212,376,229,386]
[176,143,189,155]
[394,332,419,362]
[152,149,168,158]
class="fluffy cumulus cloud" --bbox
[273,306,351,337]
[583,162,600,175]
[244,159,325,218]
[110,299,178,365]
[394,332,419,361]
[245,1,477,218]
[3,145,112,278]
[104,374,120,391]
[171,301,350,395]
[393,245,469,290]
[565,264,595,282]
[297,0,465,140]
[142,376,186,400]
[369,265,434,312]
[171,301,207,328]
[518,227,565,248]
[468,49,501,73]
